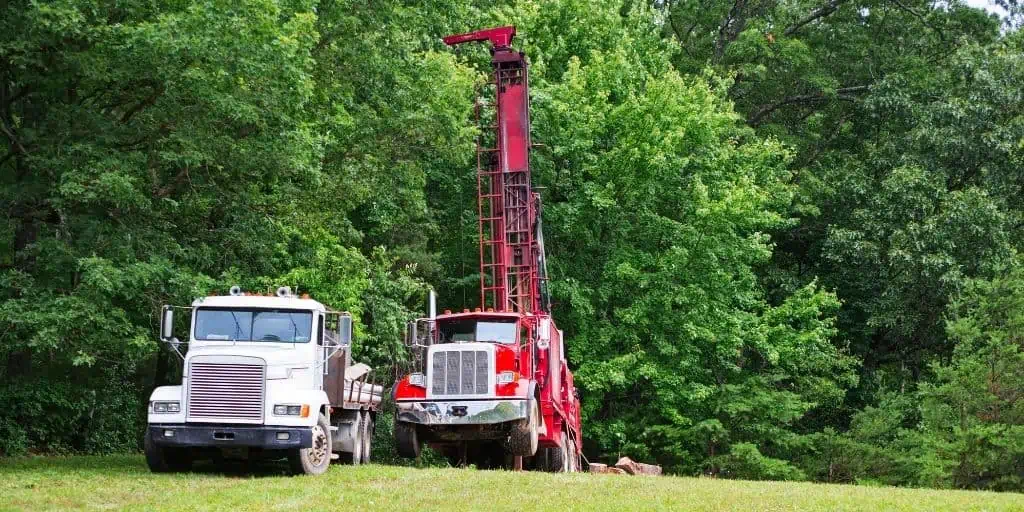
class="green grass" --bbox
[0,456,1021,511]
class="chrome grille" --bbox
[187,362,265,422]
[431,350,489,396]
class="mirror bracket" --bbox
[159,305,188,360]
[319,311,352,367]
[407,318,433,348]
[165,337,186,361]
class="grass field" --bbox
[0,455,1021,511]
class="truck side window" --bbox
[317,314,324,345]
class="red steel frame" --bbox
[446,26,542,315]
[441,26,582,461]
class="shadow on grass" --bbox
[186,458,301,478]
[0,454,322,479]
[0,454,147,477]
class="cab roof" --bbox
[436,310,523,320]
[192,294,327,312]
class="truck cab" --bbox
[395,311,530,418]
[146,286,381,475]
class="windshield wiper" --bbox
[288,313,300,342]
[230,312,244,342]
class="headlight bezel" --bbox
[151,401,180,414]
[273,403,309,417]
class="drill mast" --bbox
[443,26,550,315]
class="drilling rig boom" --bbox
[446,26,541,314]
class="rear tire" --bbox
[545,431,569,472]
[343,412,364,465]
[288,413,332,476]
[144,429,191,473]
[507,400,539,457]
[360,413,372,464]
[395,420,421,459]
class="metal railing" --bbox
[347,367,379,406]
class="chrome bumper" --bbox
[396,399,528,425]
[148,424,312,449]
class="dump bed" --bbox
[323,338,382,410]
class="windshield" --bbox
[439,319,517,344]
[194,308,313,343]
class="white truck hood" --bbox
[184,344,310,370]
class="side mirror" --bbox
[405,321,416,346]
[160,306,174,341]
[338,315,352,347]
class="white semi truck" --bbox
[146,286,382,475]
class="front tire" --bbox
[144,429,191,473]
[507,400,539,457]
[288,413,332,476]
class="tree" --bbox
[917,262,1024,491]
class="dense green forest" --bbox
[2,0,1022,492]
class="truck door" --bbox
[322,313,349,406]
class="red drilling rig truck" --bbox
[392,26,582,471]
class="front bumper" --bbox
[396,399,528,425]
[148,424,313,449]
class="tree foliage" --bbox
[918,263,1024,491]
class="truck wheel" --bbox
[144,429,191,473]
[343,411,364,465]
[544,431,569,472]
[288,413,332,475]
[507,400,539,457]
[360,413,372,464]
[394,420,421,459]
